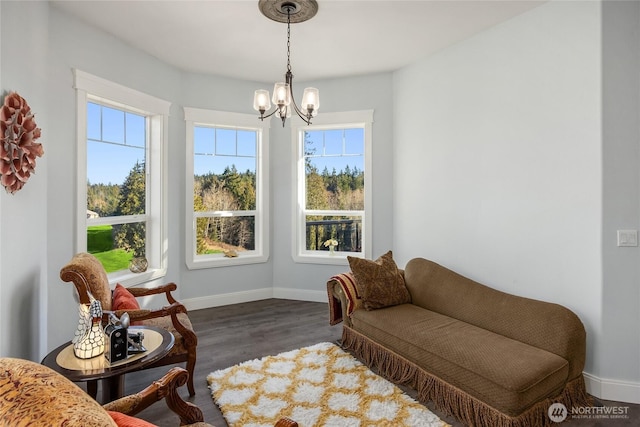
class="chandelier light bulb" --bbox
[253,89,271,113]
[272,82,291,106]
[302,87,320,115]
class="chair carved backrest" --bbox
[60,252,112,311]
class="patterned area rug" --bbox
[207,342,447,427]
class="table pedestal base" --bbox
[87,376,125,403]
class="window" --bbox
[184,108,269,268]
[74,70,170,285]
[293,110,373,264]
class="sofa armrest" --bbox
[327,273,362,327]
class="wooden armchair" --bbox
[0,358,297,427]
[60,252,198,395]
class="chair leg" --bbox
[186,353,196,396]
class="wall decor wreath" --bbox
[0,92,43,194]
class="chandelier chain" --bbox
[286,8,292,72]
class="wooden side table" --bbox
[41,325,174,403]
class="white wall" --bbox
[0,0,50,360]
[599,0,640,402]
[394,0,640,403]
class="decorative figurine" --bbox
[72,296,105,359]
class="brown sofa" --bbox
[328,257,591,427]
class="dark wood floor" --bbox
[96,299,638,426]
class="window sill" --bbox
[186,253,269,269]
[107,266,167,287]
[292,252,357,265]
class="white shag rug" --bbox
[207,342,448,427]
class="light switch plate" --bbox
[617,230,638,247]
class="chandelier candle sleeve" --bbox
[302,87,319,116]
[253,89,271,113]
[272,82,291,106]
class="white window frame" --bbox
[184,107,270,269]
[74,69,170,286]
[292,110,373,265]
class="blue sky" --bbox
[87,102,146,185]
[87,102,364,186]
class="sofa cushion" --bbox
[348,251,411,310]
[350,304,570,416]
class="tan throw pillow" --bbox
[348,251,411,310]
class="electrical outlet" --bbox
[617,230,638,247]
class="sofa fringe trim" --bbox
[341,326,592,427]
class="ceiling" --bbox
[51,0,546,84]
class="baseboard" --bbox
[182,287,327,311]
[272,287,327,302]
[584,372,640,404]
[182,288,274,311]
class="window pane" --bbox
[102,106,125,144]
[87,103,146,217]
[87,145,146,215]
[216,128,236,156]
[304,130,323,156]
[87,102,101,140]
[194,126,257,212]
[345,128,364,154]
[125,113,145,148]
[324,130,342,155]
[87,221,146,273]
[303,127,365,211]
[305,215,362,253]
[194,127,214,155]
[196,216,255,254]
[237,130,256,156]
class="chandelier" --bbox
[253,0,320,127]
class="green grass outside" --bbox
[202,249,224,255]
[88,225,133,273]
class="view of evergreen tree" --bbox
[87,182,119,216]
[194,166,257,254]
[193,184,208,255]
[87,154,364,257]
[113,161,146,257]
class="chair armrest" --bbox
[275,418,298,427]
[103,367,203,425]
[127,283,178,305]
[116,302,198,349]
[114,302,186,322]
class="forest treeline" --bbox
[87,162,145,256]
[87,161,364,256]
